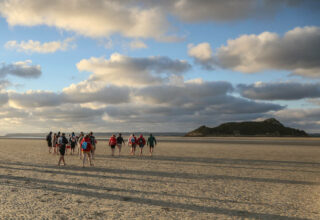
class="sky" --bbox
[0,0,320,134]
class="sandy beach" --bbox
[0,137,320,219]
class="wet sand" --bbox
[0,137,319,219]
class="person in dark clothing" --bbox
[70,132,77,155]
[147,134,157,156]
[116,133,125,156]
[58,133,68,166]
[89,132,97,159]
[137,134,146,156]
[46,131,52,153]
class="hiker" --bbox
[109,134,117,156]
[66,134,71,154]
[56,131,61,154]
[116,133,125,156]
[46,131,52,153]
[78,132,84,159]
[70,132,77,155]
[137,134,146,156]
[53,133,57,154]
[58,133,68,166]
[147,134,157,156]
[80,134,93,167]
[128,134,137,156]
[89,132,97,159]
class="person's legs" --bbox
[58,156,63,166]
[139,146,143,156]
[149,146,154,156]
[132,145,136,155]
[82,152,87,167]
[88,152,94,166]
[62,156,66,165]
[91,146,95,159]
[111,146,115,156]
[117,145,121,156]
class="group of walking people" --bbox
[46,132,157,167]
[46,131,97,167]
[108,133,157,157]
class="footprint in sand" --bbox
[76,199,83,204]
[93,211,105,217]
[161,207,171,212]
[121,197,131,201]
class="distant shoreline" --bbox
[1,136,320,146]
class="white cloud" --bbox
[188,42,215,70]
[130,40,148,49]
[0,92,8,106]
[5,37,76,54]
[8,83,131,108]
[0,0,174,41]
[0,80,11,90]
[76,53,191,87]
[0,60,41,78]
[190,26,320,77]
[271,108,320,133]
[216,26,320,77]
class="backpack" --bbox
[110,137,116,145]
[139,138,143,144]
[131,137,136,144]
[81,142,87,150]
[46,135,50,141]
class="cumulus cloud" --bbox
[105,80,283,126]
[8,83,131,108]
[190,27,320,77]
[5,38,76,54]
[238,82,320,100]
[76,53,191,87]
[9,91,62,108]
[129,0,320,22]
[271,108,320,133]
[188,42,215,70]
[0,92,8,106]
[215,26,320,77]
[2,76,284,132]
[0,60,41,78]
[1,0,318,42]
[0,0,174,41]
[129,40,148,49]
[169,0,320,22]
[136,81,233,105]
[0,80,11,90]
[63,82,131,104]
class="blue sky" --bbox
[0,0,320,134]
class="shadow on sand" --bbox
[1,160,319,186]
[95,154,320,167]
[0,173,309,220]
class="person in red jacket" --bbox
[81,134,93,167]
[109,134,117,156]
[137,134,146,156]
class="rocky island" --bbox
[185,118,308,137]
